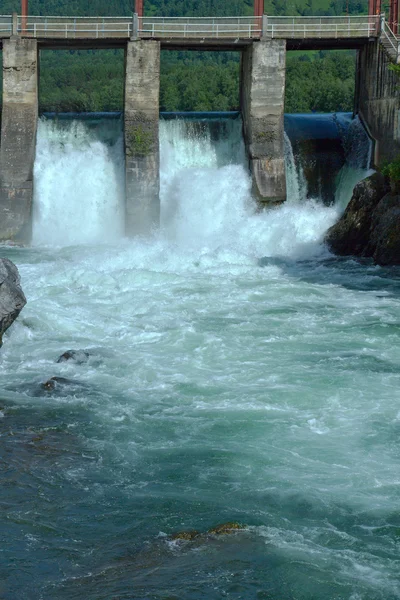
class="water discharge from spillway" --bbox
[32,113,372,254]
[158,114,370,260]
[32,117,125,246]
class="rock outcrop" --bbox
[0,258,26,346]
[325,173,400,266]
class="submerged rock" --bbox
[207,522,244,535]
[171,530,200,541]
[7,376,90,398]
[171,522,244,543]
[57,349,91,364]
[0,258,26,346]
[42,376,76,391]
[41,376,88,392]
[325,173,400,265]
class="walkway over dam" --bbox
[0,14,386,50]
[0,13,399,241]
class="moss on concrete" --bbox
[126,124,153,157]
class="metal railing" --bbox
[138,16,262,39]
[17,15,133,38]
[380,19,400,62]
[0,15,12,36]
[0,13,397,50]
[264,15,380,38]
[13,15,262,40]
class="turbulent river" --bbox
[1,113,400,600]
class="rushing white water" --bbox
[284,131,308,203]
[32,118,125,246]
[3,114,397,600]
[32,114,371,252]
[158,116,339,259]
[334,114,375,210]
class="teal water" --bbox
[0,116,399,600]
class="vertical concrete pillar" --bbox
[124,40,160,236]
[0,38,38,242]
[241,39,287,206]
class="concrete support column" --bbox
[241,39,286,206]
[0,38,38,242]
[124,40,160,236]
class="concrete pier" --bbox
[124,40,160,236]
[0,37,38,241]
[241,39,287,205]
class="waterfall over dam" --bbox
[31,111,372,249]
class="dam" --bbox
[0,2,399,240]
[2,9,400,600]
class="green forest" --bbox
[0,0,377,113]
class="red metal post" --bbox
[368,0,382,15]
[254,0,264,17]
[135,0,144,18]
[389,0,398,33]
[254,0,263,37]
[368,0,382,34]
[21,0,28,34]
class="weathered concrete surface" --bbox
[0,38,38,242]
[0,258,27,346]
[124,40,160,236]
[241,39,286,205]
[356,40,400,165]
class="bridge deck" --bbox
[0,14,397,56]
[0,14,379,40]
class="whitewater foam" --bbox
[32,117,125,246]
[31,113,371,260]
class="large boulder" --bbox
[325,173,400,265]
[325,172,388,257]
[0,258,26,346]
[368,195,400,265]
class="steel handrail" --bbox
[139,28,261,35]
[264,16,379,38]
[139,16,260,20]
[381,19,399,58]
[0,15,12,34]
[3,13,393,45]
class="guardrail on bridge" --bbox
[0,14,388,44]
[16,15,133,39]
[263,15,380,39]
[12,15,262,40]
[138,17,262,39]
[0,15,12,36]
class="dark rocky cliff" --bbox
[325,173,400,266]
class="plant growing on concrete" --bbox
[381,154,400,193]
[126,125,153,157]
